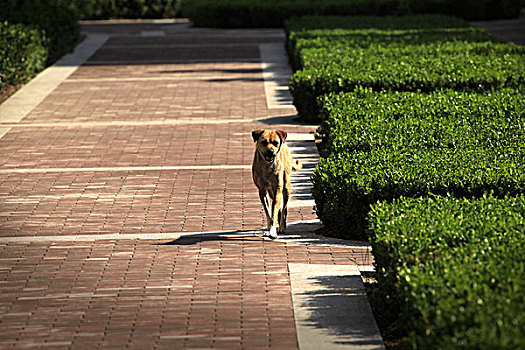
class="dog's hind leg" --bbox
[279,186,289,234]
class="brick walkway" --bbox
[0,20,380,349]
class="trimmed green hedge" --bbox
[368,194,525,349]
[183,0,400,28]
[50,0,181,20]
[312,89,525,238]
[290,41,524,121]
[285,14,472,33]
[288,27,496,72]
[1,2,80,65]
[184,0,523,28]
[0,22,47,89]
[285,15,492,71]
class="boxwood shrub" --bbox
[290,41,525,121]
[0,21,47,89]
[184,0,523,27]
[183,0,402,28]
[285,14,476,65]
[50,0,181,20]
[1,2,80,65]
[285,14,471,34]
[312,89,525,238]
[288,27,495,72]
[368,194,525,349]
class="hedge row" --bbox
[0,22,47,89]
[286,15,490,71]
[183,0,523,27]
[368,194,525,349]
[288,30,524,121]
[285,13,472,33]
[312,88,525,238]
[45,0,182,20]
[301,14,525,348]
[0,2,80,92]
[1,2,81,65]
[183,0,388,28]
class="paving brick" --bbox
[22,79,294,124]
[0,238,371,349]
[69,62,264,80]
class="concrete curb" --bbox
[289,264,385,350]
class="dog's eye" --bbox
[261,140,268,146]
[272,141,279,146]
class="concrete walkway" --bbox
[472,17,525,45]
[0,20,383,349]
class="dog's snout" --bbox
[267,148,275,155]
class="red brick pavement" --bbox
[0,21,375,349]
[22,79,294,123]
[0,170,317,237]
[0,123,311,169]
[69,62,264,80]
[0,238,372,350]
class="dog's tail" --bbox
[292,159,302,171]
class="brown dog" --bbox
[252,129,302,239]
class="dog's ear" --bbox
[251,129,264,143]
[276,130,287,143]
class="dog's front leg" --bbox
[268,190,282,239]
[258,190,272,231]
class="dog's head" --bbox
[252,129,287,163]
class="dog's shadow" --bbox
[157,229,261,245]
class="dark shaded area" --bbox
[155,68,263,74]
[299,275,384,348]
[158,230,259,245]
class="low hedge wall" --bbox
[183,0,400,28]
[0,22,47,89]
[183,0,523,27]
[0,2,80,93]
[1,2,80,65]
[312,89,525,238]
[288,27,496,72]
[285,14,471,34]
[286,15,493,71]
[368,194,525,349]
[49,0,181,20]
[290,41,524,121]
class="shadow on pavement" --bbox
[154,68,263,74]
[157,229,260,245]
[299,275,385,349]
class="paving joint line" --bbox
[0,165,252,174]
[61,76,281,83]
[103,43,262,48]
[0,116,308,128]
[84,58,259,65]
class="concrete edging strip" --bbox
[259,43,295,109]
[0,127,10,140]
[289,263,385,350]
[0,34,109,123]
[0,165,251,174]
